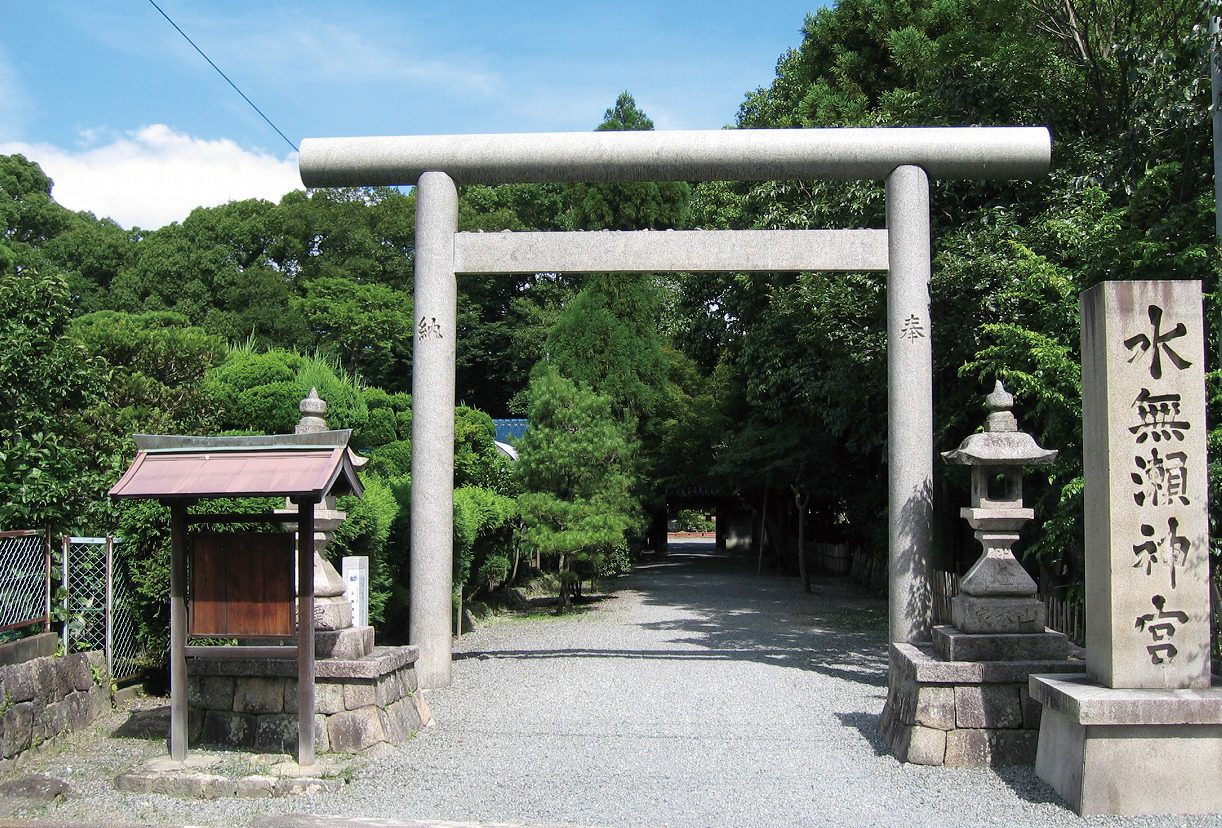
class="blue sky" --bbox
[0,1,823,229]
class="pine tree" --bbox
[513,366,640,608]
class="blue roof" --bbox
[492,418,528,443]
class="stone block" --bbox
[951,595,1045,634]
[990,728,1038,764]
[54,657,79,700]
[932,625,1069,662]
[198,676,235,711]
[200,710,255,748]
[39,699,67,740]
[313,681,345,715]
[945,728,1037,767]
[976,683,1023,729]
[0,633,56,667]
[396,695,423,734]
[314,713,330,754]
[236,776,275,798]
[327,707,386,753]
[313,596,352,631]
[378,705,405,745]
[234,677,284,715]
[315,627,373,660]
[31,657,66,705]
[2,664,34,703]
[897,725,946,766]
[89,685,112,718]
[343,680,376,711]
[188,706,203,743]
[161,775,208,799]
[944,729,989,767]
[1037,705,1222,815]
[413,689,432,727]
[1,702,33,759]
[66,653,94,692]
[64,692,90,732]
[376,674,402,708]
[399,665,418,694]
[114,774,153,794]
[283,680,298,714]
[915,686,955,731]
[254,714,298,753]
[200,775,238,799]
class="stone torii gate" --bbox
[299,127,1051,688]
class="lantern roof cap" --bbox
[941,381,1057,466]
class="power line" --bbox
[147,0,299,153]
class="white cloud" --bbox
[0,125,302,230]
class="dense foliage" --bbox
[3,0,1222,656]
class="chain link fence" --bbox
[0,530,50,634]
[62,537,141,681]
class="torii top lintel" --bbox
[297,127,1051,188]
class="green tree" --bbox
[294,276,414,392]
[513,366,640,607]
[0,251,106,531]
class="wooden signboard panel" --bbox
[190,532,294,637]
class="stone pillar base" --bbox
[187,645,429,755]
[879,642,1081,767]
[1030,673,1222,815]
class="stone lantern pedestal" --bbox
[880,382,1080,766]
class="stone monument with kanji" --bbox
[1031,279,1222,815]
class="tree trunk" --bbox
[757,488,769,575]
[792,484,811,593]
[557,553,571,610]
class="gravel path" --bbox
[9,540,1222,827]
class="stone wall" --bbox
[188,646,429,754]
[880,642,1080,767]
[0,650,113,771]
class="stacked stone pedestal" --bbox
[188,644,429,755]
[881,381,1079,766]
[880,627,1080,766]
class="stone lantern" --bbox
[941,381,1056,635]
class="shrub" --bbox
[356,408,397,449]
[331,476,400,629]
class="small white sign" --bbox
[342,556,369,628]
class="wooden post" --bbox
[296,498,316,766]
[169,501,188,761]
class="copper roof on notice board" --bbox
[109,438,364,501]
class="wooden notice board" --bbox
[189,532,295,637]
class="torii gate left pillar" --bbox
[300,127,1051,688]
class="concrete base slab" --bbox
[933,625,1069,662]
[114,750,351,799]
[1031,673,1222,815]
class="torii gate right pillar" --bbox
[886,164,933,644]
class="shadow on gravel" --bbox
[625,547,890,687]
[990,765,1068,807]
[835,711,891,756]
